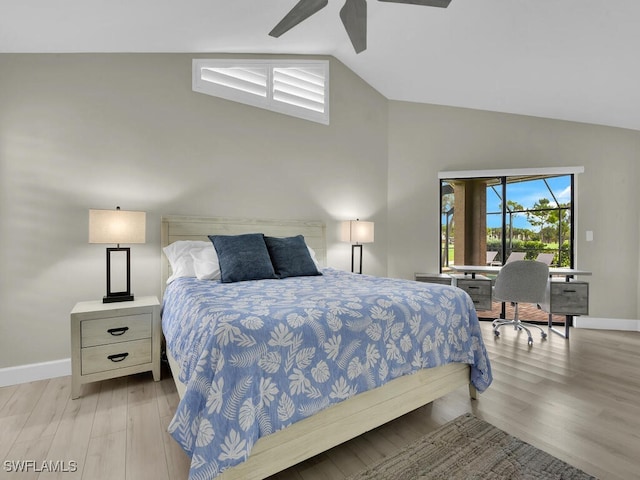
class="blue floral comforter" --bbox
[162,268,492,479]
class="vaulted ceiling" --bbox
[2,0,640,131]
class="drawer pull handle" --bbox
[107,327,129,336]
[107,353,129,363]
[468,286,480,289]
[563,289,577,293]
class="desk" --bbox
[447,265,592,339]
[448,265,592,280]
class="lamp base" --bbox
[104,246,134,303]
[103,293,135,304]
[351,244,363,274]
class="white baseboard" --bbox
[574,317,640,332]
[0,358,71,388]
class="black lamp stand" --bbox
[104,246,134,303]
[351,244,363,274]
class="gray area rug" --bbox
[347,413,597,479]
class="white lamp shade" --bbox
[341,220,374,244]
[89,209,146,244]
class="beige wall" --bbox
[387,101,640,321]
[2,53,640,370]
[0,53,389,368]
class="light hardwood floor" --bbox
[1,323,639,480]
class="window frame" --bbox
[438,166,584,271]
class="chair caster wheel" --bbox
[541,332,548,340]
[527,338,534,347]
[494,330,500,337]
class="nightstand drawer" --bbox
[81,314,152,347]
[81,339,152,375]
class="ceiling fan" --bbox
[269,0,452,54]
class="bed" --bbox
[160,215,492,480]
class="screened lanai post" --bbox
[452,179,488,266]
[440,182,455,269]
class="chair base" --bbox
[493,318,548,347]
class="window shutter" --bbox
[273,67,326,113]
[193,59,329,125]
[200,67,267,97]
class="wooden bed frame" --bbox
[160,215,476,480]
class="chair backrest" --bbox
[486,251,498,265]
[494,260,549,304]
[535,253,555,265]
[505,252,526,263]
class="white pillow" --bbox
[163,240,212,284]
[307,245,321,269]
[191,247,221,280]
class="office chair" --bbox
[493,260,550,346]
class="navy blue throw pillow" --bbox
[209,233,277,283]
[264,235,322,278]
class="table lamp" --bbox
[341,219,374,274]
[89,207,146,303]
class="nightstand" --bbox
[71,296,161,399]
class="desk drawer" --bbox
[549,282,589,315]
[415,273,453,285]
[452,275,492,311]
[81,314,152,347]
[81,339,152,375]
[470,295,492,311]
[455,281,492,296]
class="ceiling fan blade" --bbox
[269,0,329,38]
[378,0,452,8]
[340,0,367,53]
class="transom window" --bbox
[192,59,330,125]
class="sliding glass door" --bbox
[440,173,574,271]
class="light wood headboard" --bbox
[160,215,327,296]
